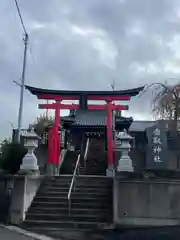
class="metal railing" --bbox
[67,154,80,216]
[84,138,90,169]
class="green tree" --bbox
[31,113,54,137]
[0,140,27,174]
[0,138,11,153]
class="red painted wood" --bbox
[88,104,128,110]
[88,96,131,101]
[107,101,113,165]
[53,101,61,165]
[37,94,80,100]
[39,103,128,111]
[47,102,61,166]
[39,103,80,110]
[41,96,130,168]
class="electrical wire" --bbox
[13,0,38,78]
[28,41,36,68]
[13,0,39,94]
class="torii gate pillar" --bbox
[106,101,115,177]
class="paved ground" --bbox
[0,226,55,240]
[0,227,35,239]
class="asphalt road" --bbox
[0,227,36,240]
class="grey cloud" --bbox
[1,0,180,139]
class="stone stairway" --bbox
[59,150,79,175]
[22,175,113,238]
[78,165,85,175]
[85,138,108,175]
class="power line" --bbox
[13,0,40,89]
[13,0,36,69]
[14,0,27,35]
[28,42,36,67]
[111,78,115,91]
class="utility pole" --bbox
[16,33,28,142]
[13,0,29,142]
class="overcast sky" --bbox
[1,0,180,140]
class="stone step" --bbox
[79,167,85,170]
[44,180,71,184]
[42,185,111,191]
[40,186,111,193]
[23,220,106,230]
[43,178,111,183]
[31,201,110,209]
[23,175,113,234]
[37,191,110,198]
[44,176,72,182]
[51,175,112,181]
[26,213,111,222]
[28,207,111,215]
[42,182,70,188]
[34,196,111,204]
[43,181,112,188]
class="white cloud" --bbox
[72,25,117,68]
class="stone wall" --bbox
[0,177,11,223]
[113,177,180,228]
[10,175,42,224]
[129,149,146,172]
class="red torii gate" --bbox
[25,85,144,169]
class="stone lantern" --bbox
[20,127,41,174]
[116,129,133,172]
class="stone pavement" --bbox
[0,227,35,239]
[0,225,55,240]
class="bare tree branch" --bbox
[140,82,180,129]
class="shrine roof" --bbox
[130,121,155,132]
[73,110,106,126]
[25,85,144,97]
[61,111,155,132]
[62,110,133,127]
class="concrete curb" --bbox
[0,224,56,240]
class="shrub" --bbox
[0,143,27,174]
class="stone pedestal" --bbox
[106,164,115,177]
[47,164,59,176]
[20,128,40,174]
[116,129,133,172]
